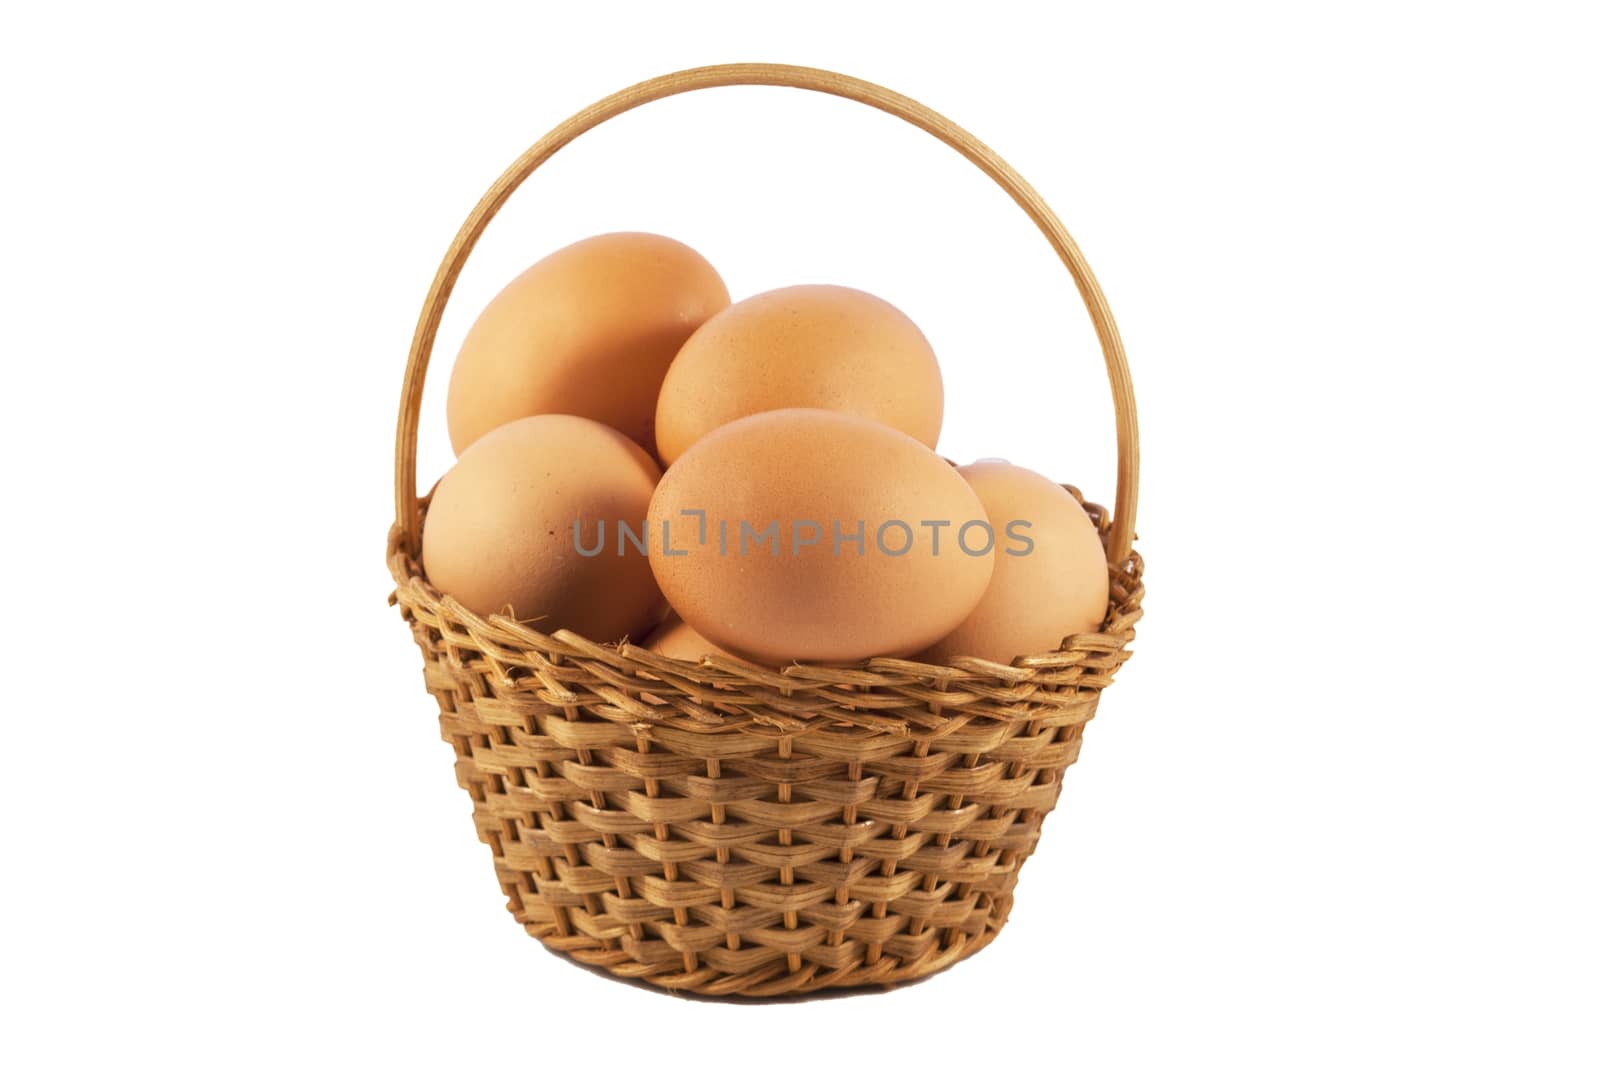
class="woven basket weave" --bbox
[388,64,1144,997]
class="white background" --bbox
[4,2,1597,1063]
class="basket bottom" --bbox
[432,690,1092,998]
[430,693,1095,997]
[499,881,1016,997]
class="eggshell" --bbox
[654,284,944,465]
[648,409,992,664]
[422,414,662,641]
[920,461,1109,664]
[446,232,729,456]
[643,614,735,662]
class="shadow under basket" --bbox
[387,64,1145,998]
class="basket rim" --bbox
[388,492,1143,738]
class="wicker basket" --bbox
[387,63,1144,997]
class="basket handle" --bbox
[394,62,1140,565]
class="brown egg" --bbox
[643,613,735,662]
[921,461,1109,664]
[648,410,992,664]
[446,232,729,456]
[653,284,943,465]
[422,414,662,640]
